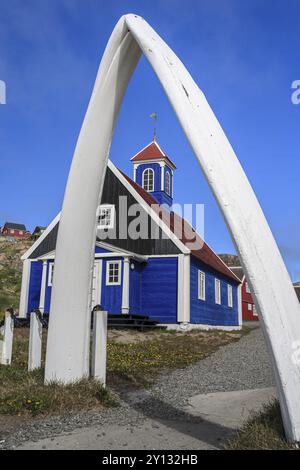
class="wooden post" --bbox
[91,307,107,387]
[28,310,43,371]
[1,310,14,366]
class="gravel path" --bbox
[1,327,275,450]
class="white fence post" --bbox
[91,307,107,387]
[1,310,14,366]
[28,310,43,371]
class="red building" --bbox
[1,222,31,239]
[230,267,258,321]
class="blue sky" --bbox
[0,0,299,281]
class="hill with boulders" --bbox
[218,253,240,267]
[0,239,32,316]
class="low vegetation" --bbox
[0,329,117,418]
[227,401,300,450]
[0,327,249,418]
[0,240,32,318]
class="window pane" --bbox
[143,169,154,191]
[215,279,221,304]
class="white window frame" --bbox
[228,284,233,308]
[165,171,171,196]
[142,168,154,192]
[248,303,253,311]
[253,304,258,316]
[245,281,251,293]
[198,270,206,301]
[106,260,122,286]
[215,278,221,305]
[97,204,115,230]
[48,262,54,287]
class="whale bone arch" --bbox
[44,14,300,441]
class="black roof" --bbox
[32,226,46,233]
[3,222,26,231]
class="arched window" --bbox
[142,168,154,191]
[165,171,171,196]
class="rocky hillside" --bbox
[0,239,33,316]
[218,253,240,267]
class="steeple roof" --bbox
[131,141,176,169]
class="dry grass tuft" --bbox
[227,400,300,450]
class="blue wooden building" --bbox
[19,141,241,329]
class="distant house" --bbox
[1,222,31,239]
[220,255,300,321]
[219,255,258,321]
[229,266,258,321]
[31,226,46,240]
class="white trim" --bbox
[159,161,165,191]
[121,257,130,314]
[165,169,171,196]
[108,160,190,254]
[130,141,163,160]
[160,323,242,332]
[131,157,176,171]
[19,259,31,318]
[198,270,206,301]
[106,260,122,286]
[39,261,48,313]
[133,163,139,182]
[215,278,221,305]
[21,212,61,260]
[48,262,54,287]
[24,161,189,263]
[228,284,233,308]
[97,204,115,230]
[177,254,190,323]
[237,283,243,326]
[91,260,102,309]
[142,167,154,192]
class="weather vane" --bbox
[150,112,157,141]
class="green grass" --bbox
[107,328,249,388]
[0,239,32,316]
[0,328,249,417]
[227,401,300,450]
[0,329,117,417]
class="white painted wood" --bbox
[39,261,48,314]
[91,309,107,386]
[237,283,243,327]
[177,254,184,322]
[121,257,130,314]
[159,161,165,191]
[177,254,190,323]
[91,260,102,310]
[183,255,191,324]
[28,312,43,371]
[1,311,14,366]
[44,14,300,441]
[22,213,61,261]
[19,259,31,318]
